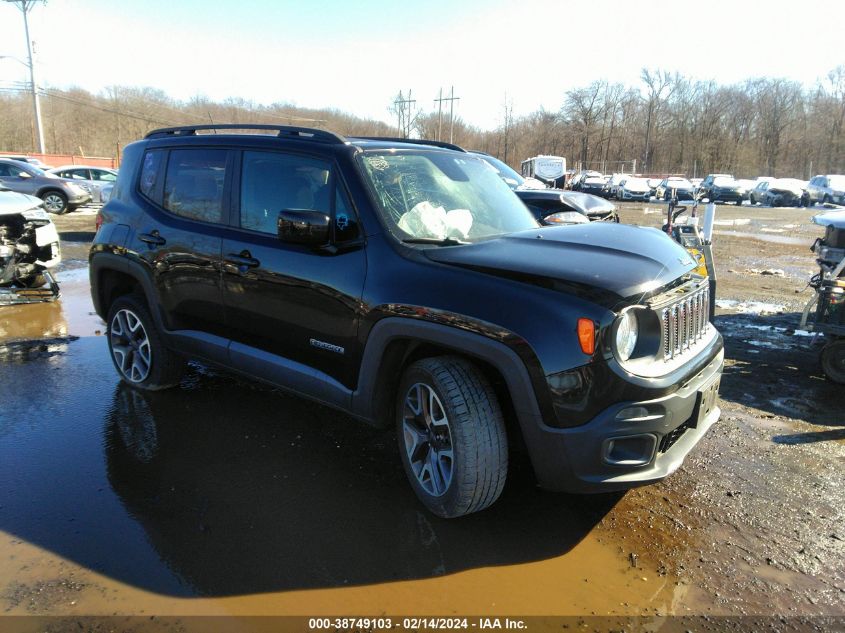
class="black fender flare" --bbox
[351,316,548,449]
[89,252,167,331]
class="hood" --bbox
[0,190,45,216]
[560,192,616,215]
[424,223,696,303]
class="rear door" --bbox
[133,147,230,339]
[221,148,366,389]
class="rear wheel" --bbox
[820,339,845,385]
[823,194,831,205]
[107,294,185,390]
[41,191,68,214]
[396,356,508,518]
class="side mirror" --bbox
[277,209,330,246]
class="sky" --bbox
[0,0,843,131]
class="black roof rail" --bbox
[144,124,346,143]
[350,137,466,152]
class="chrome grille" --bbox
[660,285,709,360]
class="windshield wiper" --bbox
[401,237,469,246]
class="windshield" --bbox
[359,151,539,242]
[474,153,525,188]
[713,176,736,187]
[626,177,649,187]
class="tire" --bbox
[801,193,810,207]
[41,190,68,214]
[735,200,743,206]
[396,356,508,518]
[820,339,845,385]
[106,294,185,390]
[823,194,831,205]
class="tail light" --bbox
[95,211,104,232]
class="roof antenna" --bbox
[207,112,217,133]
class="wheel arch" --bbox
[352,318,544,458]
[90,254,165,330]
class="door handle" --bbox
[139,230,166,246]
[225,252,260,268]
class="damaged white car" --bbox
[0,185,61,303]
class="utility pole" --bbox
[434,86,460,143]
[3,0,46,154]
[434,87,443,141]
[393,90,416,138]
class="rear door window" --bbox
[163,149,229,224]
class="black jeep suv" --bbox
[90,125,724,518]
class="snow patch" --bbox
[715,299,785,314]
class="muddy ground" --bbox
[0,202,843,631]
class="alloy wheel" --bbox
[43,193,65,213]
[402,382,454,497]
[110,308,152,383]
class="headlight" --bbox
[614,310,638,362]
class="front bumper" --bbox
[526,347,724,493]
[621,191,650,200]
[710,190,743,202]
[68,191,92,205]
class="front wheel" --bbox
[396,356,508,518]
[42,190,68,214]
[107,294,185,390]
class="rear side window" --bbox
[163,149,228,223]
[139,150,164,202]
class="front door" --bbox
[221,149,366,389]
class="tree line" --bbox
[1,66,843,179]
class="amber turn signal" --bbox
[577,318,596,355]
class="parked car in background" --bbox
[748,178,775,205]
[617,176,651,201]
[515,189,619,224]
[763,178,806,207]
[655,177,695,201]
[470,151,546,190]
[569,170,602,191]
[47,165,118,204]
[699,174,743,205]
[804,174,845,206]
[0,158,91,214]
[579,175,608,196]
